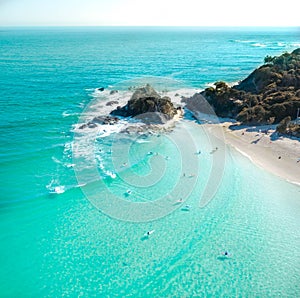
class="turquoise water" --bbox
[0,27,300,296]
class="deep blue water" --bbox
[0,27,299,296]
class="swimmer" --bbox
[183,205,191,211]
[222,251,230,257]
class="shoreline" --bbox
[217,122,300,185]
[82,87,300,185]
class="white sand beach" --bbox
[219,123,300,185]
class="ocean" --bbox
[0,27,299,297]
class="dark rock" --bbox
[276,116,291,134]
[97,87,105,91]
[199,49,300,125]
[91,116,106,124]
[88,123,97,128]
[79,123,87,129]
[275,116,300,137]
[135,112,170,124]
[130,84,160,102]
[110,90,118,95]
[89,115,119,126]
[110,84,177,122]
[106,100,119,106]
[78,114,120,130]
[182,92,217,117]
[199,82,245,118]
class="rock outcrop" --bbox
[199,49,300,125]
[78,116,119,129]
[276,116,300,137]
[111,84,177,123]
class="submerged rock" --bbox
[106,100,119,106]
[78,116,119,129]
[109,90,118,95]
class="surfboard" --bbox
[144,230,155,236]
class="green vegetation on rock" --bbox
[200,49,300,125]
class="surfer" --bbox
[181,205,191,212]
[145,230,155,236]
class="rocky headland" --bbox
[198,48,300,136]
[80,49,300,137]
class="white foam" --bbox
[277,42,286,47]
[232,146,254,163]
[106,171,116,179]
[72,86,203,178]
[136,139,150,143]
[52,156,62,164]
[53,186,65,194]
[65,163,75,168]
[251,43,266,48]
[46,179,66,194]
[234,40,255,43]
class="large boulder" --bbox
[111,84,177,123]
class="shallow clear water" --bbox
[0,27,299,296]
